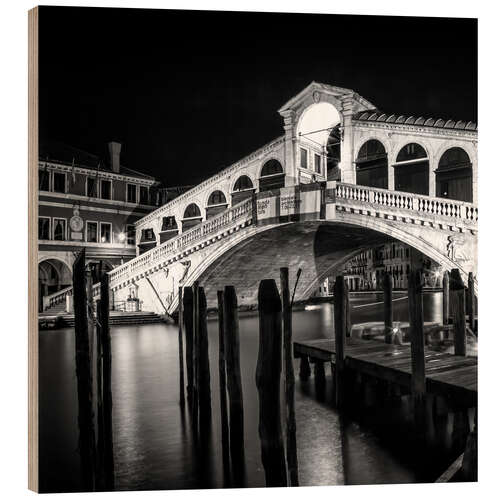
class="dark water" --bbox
[40,292,456,493]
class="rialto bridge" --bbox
[45,82,478,315]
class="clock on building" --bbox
[70,206,84,239]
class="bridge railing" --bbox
[335,183,478,224]
[108,197,254,287]
[42,281,101,311]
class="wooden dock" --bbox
[293,337,477,407]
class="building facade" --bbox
[38,141,162,309]
[340,242,443,291]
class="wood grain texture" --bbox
[28,6,39,492]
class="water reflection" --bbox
[40,292,448,492]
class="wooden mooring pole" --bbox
[408,269,426,434]
[334,275,347,410]
[344,279,351,338]
[197,286,212,429]
[257,279,287,487]
[450,269,467,357]
[178,287,185,408]
[383,272,393,343]
[192,281,200,422]
[442,270,450,333]
[223,285,245,485]
[217,290,231,481]
[280,267,299,486]
[182,287,194,405]
[73,249,96,491]
[99,272,115,490]
[467,272,476,334]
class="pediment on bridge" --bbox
[278,81,377,117]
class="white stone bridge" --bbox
[107,181,477,315]
[44,82,478,315]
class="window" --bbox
[100,179,112,200]
[300,148,308,169]
[314,154,322,174]
[144,228,155,240]
[39,170,50,191]
[126,225,136,245]
[100,222,112,243]
[261,159,283,177]
[127,184,137,203]
[234,175,253,191]
[207,190,227,206]
[38,217,50,240]
[139,186,149,204]
[53,218,66,241]
[183,203,201,219]
[86,221,98,243]
[53,172,66,193]
[86,177,96,197]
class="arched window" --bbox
[355,139,388,189]
[206,190,228,219]
[160,216,178,244]
[233,175,253,192]
[183,203,201,219]
[394,143,429,195]
[259,159,285,192]
[207,190,227,206]
[396,143,427,162]
[232,175,255,205]
[261,159,284,177]
[182,203,202,232]
[138,228,157,254]
[436,147,472,202]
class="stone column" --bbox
[429,158,436,197]
[281,109,296,187]
[339,95,355,184]
[388,163,395,191]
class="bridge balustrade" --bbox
[335,183,478,224]
[108,197,254,287]
[102,182,478,296]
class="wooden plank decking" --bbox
[293,338,477,406]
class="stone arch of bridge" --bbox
[164,215,470,313]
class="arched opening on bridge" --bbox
[296,102,341,182]
[394,143,429,195]
[38,258,72,311]
[232,175,255,205]
[206,190,228,219]
[259,159,285,192]
[355,139,388,189]
[160,215,178,244]
[138,227,157,254]
[436,147,473,202]
[182,203,202,232]
[326,124,342,180]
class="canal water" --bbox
[40,292,458,493]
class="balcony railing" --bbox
[335,183,478,224]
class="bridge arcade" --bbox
[135,82,477,253]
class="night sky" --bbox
[39,7,477,187]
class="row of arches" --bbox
[173,160,286,233]
[355,140,473,202]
